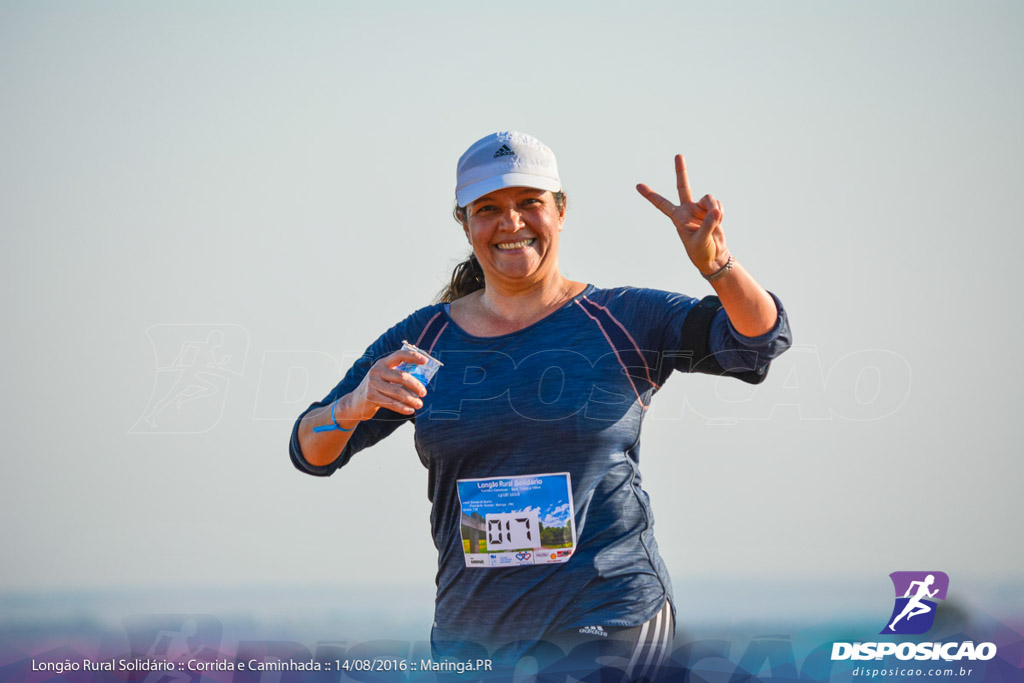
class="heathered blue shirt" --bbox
[290,285,791,646]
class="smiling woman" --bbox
[449,185,585,337]
[467,187,564,278]
[442,188,567,306]
[289,130,792,680]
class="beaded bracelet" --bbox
[704,255,735,283]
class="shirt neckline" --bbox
[441,284,595,341]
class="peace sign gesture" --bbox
[636,155,731,277]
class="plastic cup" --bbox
[395,340,443,388]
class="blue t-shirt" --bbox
[290,285,791,646]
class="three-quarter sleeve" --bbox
[288,305,443,477]
[584,287,792,388]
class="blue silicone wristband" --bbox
[312,399,355,433]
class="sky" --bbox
[1,0,1022,631]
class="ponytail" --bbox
[438,252,485,303]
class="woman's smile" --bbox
[495,238,537,251]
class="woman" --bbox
[290,131,791,678]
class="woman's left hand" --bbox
[637,154,730,276]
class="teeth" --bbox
[496,239,535,250]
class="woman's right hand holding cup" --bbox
[343,348,429,420]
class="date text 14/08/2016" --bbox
[339,659,494,674]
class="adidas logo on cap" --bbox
[492,144,515,158]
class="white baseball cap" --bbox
[455,131,561,207]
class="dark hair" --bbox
[437,191,567,303]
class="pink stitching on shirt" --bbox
[580,296,660,389]
[416,312,443,347]
[427,322,448,355]
[573,300,647,409]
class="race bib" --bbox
[456,473,577,568]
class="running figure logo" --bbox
[881,571,949,635]
[130,324,248,434]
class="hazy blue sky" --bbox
[2,1,1021,626]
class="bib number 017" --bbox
[485,511,540,550]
